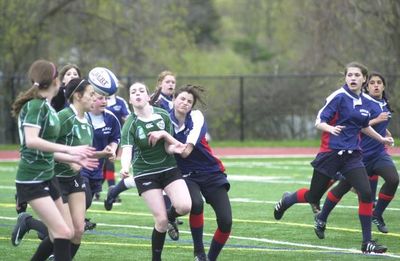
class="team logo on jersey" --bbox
[137,126,146,139]
[145,123,154,129]
[359,109,370,117]
[113,105,122,111]
[156,120,165,130]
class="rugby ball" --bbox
[88,67,118,96]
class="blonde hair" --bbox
[150,70,176,105]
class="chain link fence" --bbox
[2,74,400,143]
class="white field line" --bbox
[1,216,398,258]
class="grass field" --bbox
[1,156,400,260]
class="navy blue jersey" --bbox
[106,96,131,125]
[170,109,225,174]
[157,93,174,113]
[360,94,391,162]
[81,109,121,179]
[315,84,371,152]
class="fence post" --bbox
[239,76,244,141]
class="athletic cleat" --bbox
[310,201,321,214]
[372,215,388,233]
[11,212,31,246]
[167,221,179,241]
[47,254,55,261]
[84,218,96,231]
[93,192,101,201]
[176,218,184,225]
[274,192,290,220]
[104,185,116,211]
[361,240,387,253]
[194,252,209,261]
[314,215,326,239]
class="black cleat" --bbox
[310,201,321,214]
[314,215,326,239]
[274,192,290,220]
[194,252,209,261]
[104,185,116,211]
[84,218,96,231]
[176,218,183,225]
[93,192,101,201]
[11,212,31,246]
[372,215,388,233]
[361,240,387,253]
[167,220,179,241]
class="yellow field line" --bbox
[2,204,400,239]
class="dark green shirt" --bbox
[121,106,177,177]
[16,99,60,183]
[54,105,93,178]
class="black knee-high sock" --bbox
[152,228,166,261]
[30,236,53,261]
[164,195,172,209]
[70,243,81,259]
[167,207,181,222]
[53,238,71,261]
[26,217,48,239]
[109,180,128,199]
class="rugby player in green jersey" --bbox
[54,78,113,259]
[120,82,191,261]
[11,60,97,261]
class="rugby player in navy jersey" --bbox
[314,72,398,237]
[273,62,394,253]
[150,70,176,112]
[81,92,121,229]
[101,92,130,197]
[170,84,232,261]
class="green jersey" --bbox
[121,106,177,177]
[16,99,60,183]
[54,105,93,178]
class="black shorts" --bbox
[81,176,103,194]
[16,176,61,203]
[183,171,230,198]
[57,173,86,203]
[135,168,182,196]
[311,150,364,179]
